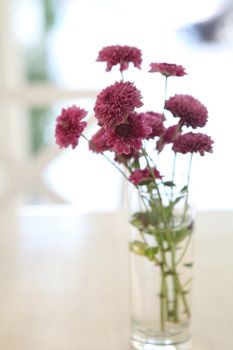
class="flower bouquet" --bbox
[55,45,213,350]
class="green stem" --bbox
[157,245,191,329]
[171,153,177,202]
[183,278,192,289]
[174,273,191,317]
[138,192,149,212]
[171,246,179,322]
[186,153,193,189]
[176,231,192,266]
[158,237,191,325]
[181,153,193,225]
[157,237,170,330]
[81,134,129,182]
[159,249,168,331]
[185,153,193,203]
[160,272,166,332]
[145,150,171,203]
[138,231,162,268]
[141,147,165,220]
[163,77,168,114]
[144,151,156,168]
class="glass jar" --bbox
[129,188,194,350]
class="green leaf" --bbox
[138,179,154,186]
[163,181,176,187]
[163,205,173,221]
[145,246,158,261]
[129,241,146,256]
[168,310,175,318]
[184,262,193,268]
[180,185,188,193]
[130,211,159,232]
[165,270,175,276]
[173,228,191,244]
[181,290,190,295]
[173,196,183,206]
[130,211,151,229]
[131,159,140,169]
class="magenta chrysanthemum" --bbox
[105,113,152,154]
[165,94,208,129]
[55,106,87,149]
[114,149,140,164]
[172,132,214,156]
[156,124,181,152]
[97,45,142,72]
[149,63,187,77]
[94,81,143,128]
[89,128,109,153]
[129,167,163,185]
[141,111,165,139]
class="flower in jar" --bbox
[165,94,208,129]
[97,45,142,72]
[94,81,143,128]
[55,105,87,149]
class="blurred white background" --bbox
[1,0,233,213]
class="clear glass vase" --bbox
[129,188,194,350]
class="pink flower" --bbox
[94,81,143,128]
[149,63,187,77]
[172,132,214,156]
[97,45,142,72]
[156,124,181,152]
[129,167,163,185]
[165,94,208,129]
[141,111,165,138]
[89,128,109,153]
[55,106,87,149]
[114,150,140,164]
[105,113,152,154]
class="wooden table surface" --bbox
[0,206,232,350]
